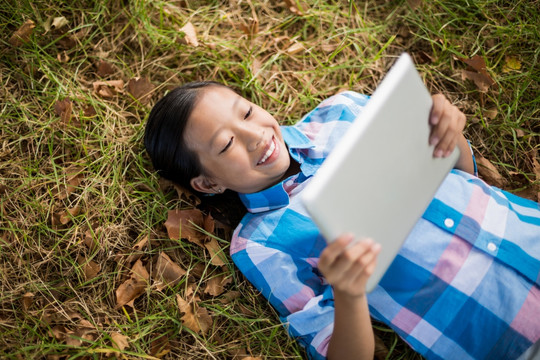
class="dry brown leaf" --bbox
[243,357,263,360]
[59,204,81,225]
[407,0,422,9]
[54,99,72,125]
[125,236,148,263]
[22,292,34,311]
[483,107,498,120]
[287,42,305,55]
[153,252,186,290]
[179,22,199,47]
[83,229,99,252]
[190,262,206,279]
[50,325,66,341]
[93,80,124,98]
[219,290,241,304]
[173,183,201,206]
[53,165,84,200]
[460,55,495,92]
[110,332,129,351]
[204,273,232,296]
[528,150,540,180]
[83,105,97,117]
[96,60,115,77]
[176,294,212,334]
[149,333,171,357]
[240,18,259,37]
[9,19,35,47]
[283,0,309,15]
[204,238,225,266]
[164,209,206,247]
[476,155,507,188]
[115,259,149,308]
[77,255,101,281]
[65,327,95,347]
[127,77,155,105]
[461,70,494,92]
[51,16,69,30]
[57,51,70,63]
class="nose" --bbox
[238,123,264,152]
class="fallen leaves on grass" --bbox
[205,237,225,266]
[83,229,100,253]
[52,166,84,201]
[287,42,305,55]
[149,333,171,358]
[153,252,186,291]
[93,80,124,98]
[176,294,212,335]
[204,272,232,296]
[77,255,101,281]
[115,259,149,308]
[164,209,225,265]
[460,55,495,92]
[9,19,35,47]
[110,331,130,351]
[502,56,521,73]
[54,98,72,124]
[476,155,507,188]
[57,204,81,226]
[96,60,115,77]
[164,209,206,247]
[124,235,148,263]
[22,292,34,312]
[179,22,199,47]
[127,77,155,104]
[284,0,309,15]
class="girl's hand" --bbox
[429,94,467,158]
[318,234,381,299]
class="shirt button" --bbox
[487,242,497,252]
[444,218,454,228]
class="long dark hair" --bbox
[144,81,225,191]
[144,81,246,227]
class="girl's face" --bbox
[185,86,291,194]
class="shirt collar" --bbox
[239,126,314,213]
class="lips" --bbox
[257,136,278,165]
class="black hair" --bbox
[144,81,226,192]
[144,81,247,227]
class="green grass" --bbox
[0,0,538,359]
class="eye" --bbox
[244,106,252,120]
[219,137,233,154]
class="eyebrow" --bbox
[208,93,242,151]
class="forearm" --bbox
[454,134,475,175]
[327,290,374,360]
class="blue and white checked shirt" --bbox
[230,91,540,360]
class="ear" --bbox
[190,175,222,194]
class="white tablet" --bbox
[301,53,459,293]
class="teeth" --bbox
[258,139,275,164]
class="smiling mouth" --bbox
[257,137,276,165]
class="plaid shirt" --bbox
[230,91,540,360]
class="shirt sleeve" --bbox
[231,237,334,360]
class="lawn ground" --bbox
[0,0,538,359]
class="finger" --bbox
[331,238,374,273]
[321,238,374,282]
[434,107,465,157]
[429,94,446,125]
[319,234,354,270]
[429,114,450,151]
[342,243,381,289]
[433,125,456,156]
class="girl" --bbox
[144,81,540,360]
